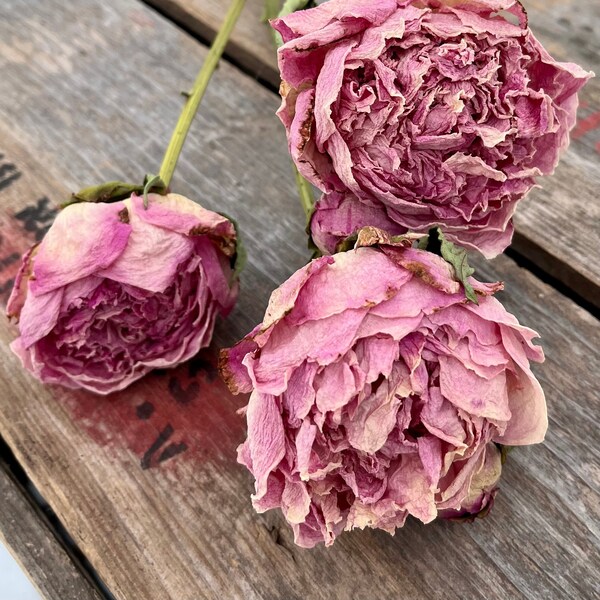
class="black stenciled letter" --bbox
[168,376,200,405]
[14,197,57,241]
[0,153,21,192]
[140,424,188,470]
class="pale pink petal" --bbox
[439,355,511,422]
[247,392,286,502]
[30,202,131,296]
[97,196,193,293]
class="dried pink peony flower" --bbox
[273,0,592,257]
[8,193,239,395]
[221,240,546,547]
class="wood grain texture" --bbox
[0,461,103,600]
[145,0,280,85]
[144,0,600,308]
[0,1,598,599]
[511,0,600,307]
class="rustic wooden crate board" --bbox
[0,458,103,600]
[144,0,600,308]
[0,1,598,599]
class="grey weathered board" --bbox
[144,0,600,308]
[0,1,598,599]
[0,462,103,600]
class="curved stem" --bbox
[159,0,246,188]
[271,1,315,223]
[294,164,314,223]
[261,0,318,221]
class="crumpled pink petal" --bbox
[97,195,194,293]
[30,201,131,296]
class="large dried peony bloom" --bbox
[221,238,546,547]
[274,0,592,257]
[8,193,239,394]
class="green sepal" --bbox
[304,203,323,259]
[334,232,358,254]
[218,212,247,280]
[429,228,479,304]
[496,443,514,465]
[307,236,323,260]
[61,174,168,210]
[142,173,167,209]
[417,235,430,250]
[62,181,143,209]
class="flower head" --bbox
[274,0,592,257]
[221,237,546,547]
[8,193,239,394]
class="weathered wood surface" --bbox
[144,0,600,308]
[0,458,103,600]
[0,1,598,599]
[146,0,280,85]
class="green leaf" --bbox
[436,228,479,304]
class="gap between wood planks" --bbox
[139,0,600,320]
[0,435,115,600]
[143,0,280,94]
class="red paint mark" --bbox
[62,349,247,470]
[596,140,600,155]
[572,111,600,139]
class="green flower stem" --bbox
[159,0,246,188]
[268,0,315,223]
[294,163,314,223]
[279,0,311,19]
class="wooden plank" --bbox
[145,0,279,86]
[510,0,600,306]
[144,0,600,308]
[0,455,103,600]
[0,1,598,599]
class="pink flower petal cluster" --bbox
[222,242,546,547]
[8,193,239,394]
[273,0,592,257]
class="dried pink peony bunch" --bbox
[221,233,546,547]
[8,193,239,394]
[273,0,592,257]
